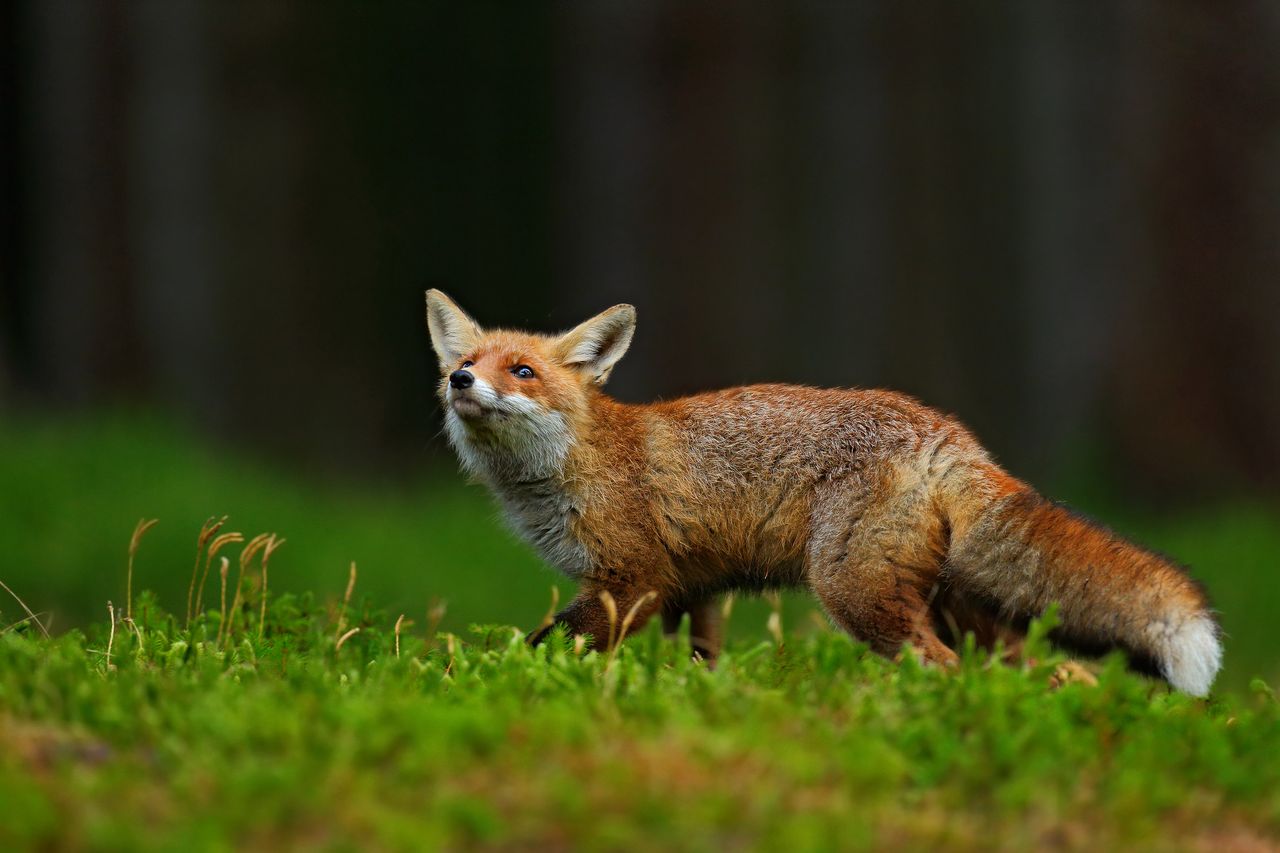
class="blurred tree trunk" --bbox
[553,2,661,399]
[1112,1,1280,494]
[783,4,891,393]
[27,2,142,405]
[1016,3,1130,480]
[644,4,786,397]
[880,4,1032,470]
[0,0,18,406]
[555,4,892,402]
[129,0,223,424]
[212,2,342,459]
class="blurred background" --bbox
[1,3,1277,686]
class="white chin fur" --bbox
[1157,613,1222,698]
[443,381,572,481]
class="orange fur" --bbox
[425,291,1223,695]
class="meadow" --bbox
[2,414,1279,850]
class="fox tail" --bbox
[945,487,1222,696]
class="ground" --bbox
[2,603,1279,851]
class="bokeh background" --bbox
[2,3,1277,687]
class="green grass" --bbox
[0,412,558,637]
[1,594,1278,850]
[1,413,1279,849]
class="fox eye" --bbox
[461,360,474,369]
[512,365,535,379]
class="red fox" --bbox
[425,290,1222,696]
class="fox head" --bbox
[425,289,636,479]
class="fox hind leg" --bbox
[688,598,722,664]
[930,586,1026,661]
[661,597,722,664]
[810,567,958,666]
[661,603,683,637]
[806,485,957,667]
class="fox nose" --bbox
[449,369,474,390]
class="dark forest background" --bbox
[3,2,1279,498]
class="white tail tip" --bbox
[1157,614,1222,697]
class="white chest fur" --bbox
[492,478,592,578]
[442,403,589,576]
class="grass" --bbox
[2,584,1279,850]
[1,413,1279,849]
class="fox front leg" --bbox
[526,586,663,652]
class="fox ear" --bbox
[425,289,481,366]
[555,304,636,385]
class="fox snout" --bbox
[445,373,527,423]
[446,377,489,420]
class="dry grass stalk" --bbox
[335,626,361,651]
[0,578,49,639]
[1,612,51,636]
[126,518,159,621]
[394,614,405,657]
[426,598,447,646]
[258,535,285,641]
[194,530,243,621]
[225,533,273,643]
[720,593,735,646]
[187,516,228,626]
[124,616,144,647]
[216,557,230,646]
[335,561,357,642]
[420,599,446,651]
[598,590,619,651]
[105,601,117,673]
[618,592,657,645]
[443,633,457,676]
[607,591,657,669]
[537,585,560,634]
[766,612,784,646]
[765,592,784,646]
